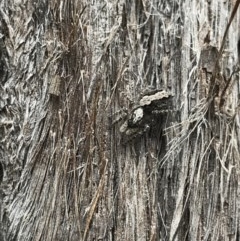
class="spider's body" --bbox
[120,90,174,140]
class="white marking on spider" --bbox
[132,107,144,124]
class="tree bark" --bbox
[0,0,240,240]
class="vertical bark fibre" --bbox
[0,0,240,240]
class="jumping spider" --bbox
[119,90,174,141]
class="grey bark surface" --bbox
[0,0,240,240]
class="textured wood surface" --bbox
[0,0,240,240]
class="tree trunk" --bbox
[0,0,240,240]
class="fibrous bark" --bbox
[0,0,240,240]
